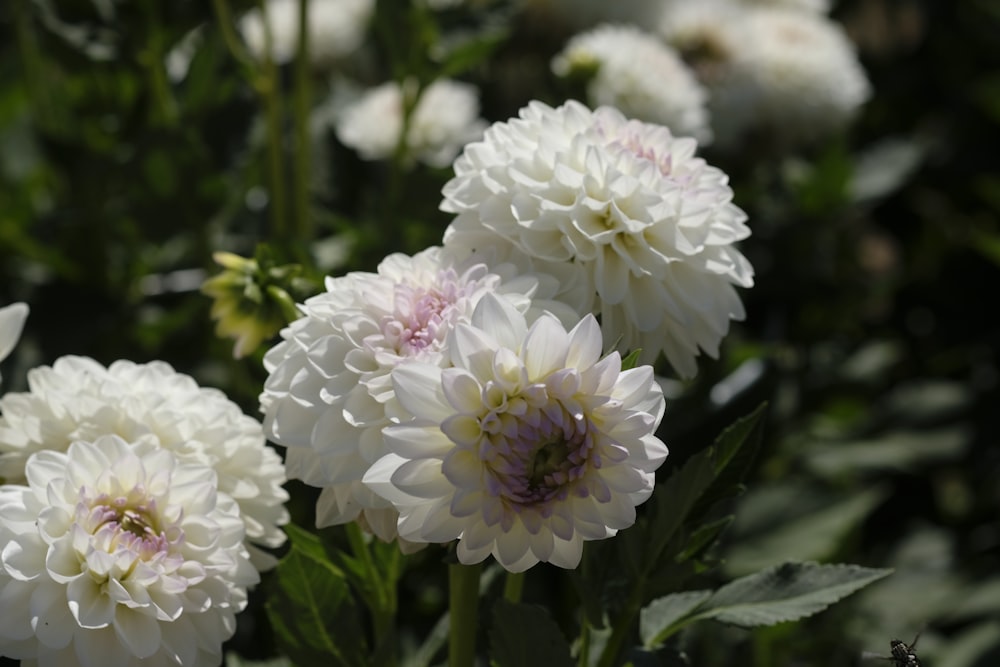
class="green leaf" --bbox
[640,590,712,647]
[620,349,642,371]
[697,562,892,628]
[723,486,887,576]
[687,403,768,523]
[804,426,970,476]
[265,525,369,667]
[677,515,734,564]
[432,25,509,79]
[489,600,574,667]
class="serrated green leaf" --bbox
[697,562,892,628]
[265,525,368,667]
[489,600,574,667]
[678,515,734,564]
[687,403,767,523]
[644,449,715,571]
[724,487,886,577]
[640,590,712,647]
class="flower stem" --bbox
[345,523,398,666]
[596,586,643,667]
[292,0,311,244]
[449,561,483,667]
[503,571,525,603]
[258,0,290,246]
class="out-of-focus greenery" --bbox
[1,0,998,666]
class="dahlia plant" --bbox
[0,1,890,662]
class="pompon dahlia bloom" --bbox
[240,0,374,66]
[552,24,711,143]
[336,78,487,168]
[0,302,29,385]
[363,294,668,572]
[260,247,579,543]
[657,1,758,149]
[0,357,289,571]
[441,100,753,378]
[0,434,259,667]
[731,7,871,145]
[741,0,830,14]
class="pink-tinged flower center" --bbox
[482,398,597,507]
[383,270,476,356]
[79,490,174,560]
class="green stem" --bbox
[449,561,483,667]
[345,524,396,666]
[292,0,312,244]
[256,0,289,243]
[596,587,643,667]
[577,620,590,667]
[211,0,258,74]
[139,0,178,128]
[503,571,525,603]
[212,0,289,242]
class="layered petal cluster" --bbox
[0,434,259,667]
[0,303,28,386]
[364,294,668,572]
[441,100,753,377]
[659,1,869,148]
[0,357,289,571]
[336,79,487,168]
[260,247,579,542]
[240,0,374,66]
[552,24,711,143]
[729,6,871,145]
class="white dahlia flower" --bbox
[240,0,374,66]
[657,0,760,149]
[363,293,668,572]
[731,7,871,145]
[521,0,664,33]
[552,24,711,143]
[335,78,487,168]
[0,357,289,571]
[740,0,830,14]
[0,434,258,667]
[260,246,580,542]
[441,100,753,378]
[0,303,29,386]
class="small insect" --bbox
[887,636,922,666]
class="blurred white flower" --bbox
[335,79,487,167]
[740,0,830,14]
[732,6,871,145]
[364,294,668,572]
[552,24,711,143]
[240,0,374,66]
[521,0,663,33]
[660,2,869,148]
[0,357,289,571]
[0,434,258,667]
[441,100,753,377]
[0,303,28,386]
[658,0,759,149]
[260,247,580,542]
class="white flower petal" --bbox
[0,302,28,365]
[391,363,453,422]
[471,293,527,352]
